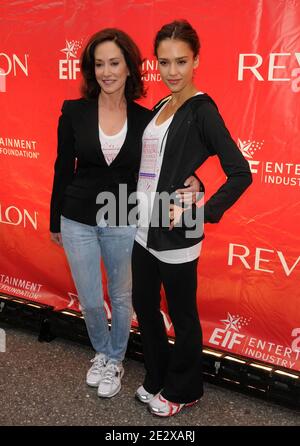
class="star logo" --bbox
[221,313,241,332]
[237,138,264,159]
[220,313,252,332]
[238,139,253,158]
[60,40,82,59]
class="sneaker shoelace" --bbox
[101,363,119,384]
[90,355,106,372]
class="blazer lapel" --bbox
[82,98,107,165]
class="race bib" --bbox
[138,137,160,191]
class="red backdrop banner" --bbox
[1,0,300,371]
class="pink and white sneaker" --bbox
[148,392,199,417]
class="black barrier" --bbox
[1,292,300,410]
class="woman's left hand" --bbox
[169,175,201,230]
[175,175,200,205]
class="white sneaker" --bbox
[148,392,199,417]
[135,385,155,404]
[97,360,124,398]
[86,353,107,387]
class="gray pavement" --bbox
[0,322,299,427]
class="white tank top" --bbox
[99,120,127,165]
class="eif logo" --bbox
[238,138,300,187]
[0,53,29,93]
[0,328,6,352]
[59,40,83,80]
[209,312,251,350]
[237,138,264,174]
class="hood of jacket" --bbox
[152,92,219,113]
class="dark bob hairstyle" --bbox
[154,19,200,58]
[80,28,146,101]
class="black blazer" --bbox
[146,93,253,251]
[50,98,152,232]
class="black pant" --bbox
[132,241,203,403]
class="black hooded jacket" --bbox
[146,93,252,251]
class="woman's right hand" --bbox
[50,232,63,246]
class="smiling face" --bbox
[156,38,199,94]
[94,40,129,96]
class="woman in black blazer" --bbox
[132,20,252,416]
[50,28,199,399]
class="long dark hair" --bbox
[154,20,200,58]
[80,28,146,101]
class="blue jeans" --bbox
[61,216,136,362]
